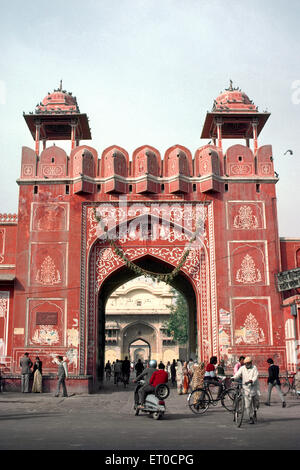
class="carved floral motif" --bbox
[236,254,262,284]
[36,256,61,286]
[233,206,258,230]
[235,313,265,345]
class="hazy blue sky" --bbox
[0,0,299,236]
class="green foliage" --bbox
[165,290,188,345]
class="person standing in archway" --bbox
[122,356,131,385]
[176,359,184,395]
[135,359,144,377]
[170,359,177,386]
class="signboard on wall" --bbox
[277,268,300,292]
[36,312,58,325]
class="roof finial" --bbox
[229,79,233,91]
[59,79,63,91]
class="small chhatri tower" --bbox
[23,81,91,155]
[201,80,270,153]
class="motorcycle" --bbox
[134,379,170,420]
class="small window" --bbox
[34,185,38,194]
[65,185,70,195]
[136,300,142,306]
[51,157,55,163]
[161,184,165,193]
[129,184,133,193]
[224,183,228,192]
[238,156,243,162]
[97,184,101,192]
[193,183,197,192]
[256,183,260,193]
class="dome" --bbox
[212,81,258,113]
[35,82,80,115]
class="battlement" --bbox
[18,143,276,195]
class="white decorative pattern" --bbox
[233,206,258,230]
[235,313,265,345]
[36,256,61,286]
[236,254,262,284]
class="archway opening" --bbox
[129,339,151,363]
[97,255,197,382]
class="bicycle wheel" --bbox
[188,389,210,415]
[234,395,244,427]
[221,388,236,412]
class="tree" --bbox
[164,290,188,345]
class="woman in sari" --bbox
[182,361,191,394]
[32,356,43,393]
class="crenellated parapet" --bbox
[18,142,277,194]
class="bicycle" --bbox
[281,371,298,397]
[188,378,237,414]
[233,382,258,428]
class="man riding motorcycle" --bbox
[133,359,168,408]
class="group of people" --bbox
[169,354,291,424]
[19,352,69,397]
[104,356,131,385]
[203,355,288,424]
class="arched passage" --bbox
[96,255,197,382]
[122,323,155,359]
[128,337,151,363]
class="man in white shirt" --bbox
[232,356,260,424]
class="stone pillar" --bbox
[252,120,258,154]
[34,121,41,156]
[216,118,223,149]
[71,120,78,151]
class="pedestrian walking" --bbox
[182,361,191,394]
[135,359,144,377]
[265,358,286,407]
[20,352,33,393]
[122,356,131,385]
[166,361,171,379]
[104,360,112,381]
[32,356,43,393]
[176,359,184,395]
[187,358,195,377]
[114,359,122,385]
[233,356,245,375]
[170,359,176,386]
[54,356,68,397]
[216,359,226,379]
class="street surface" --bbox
[0,379,299,451]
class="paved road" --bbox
[0,380,299,451]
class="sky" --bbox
[0,0,299,236]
